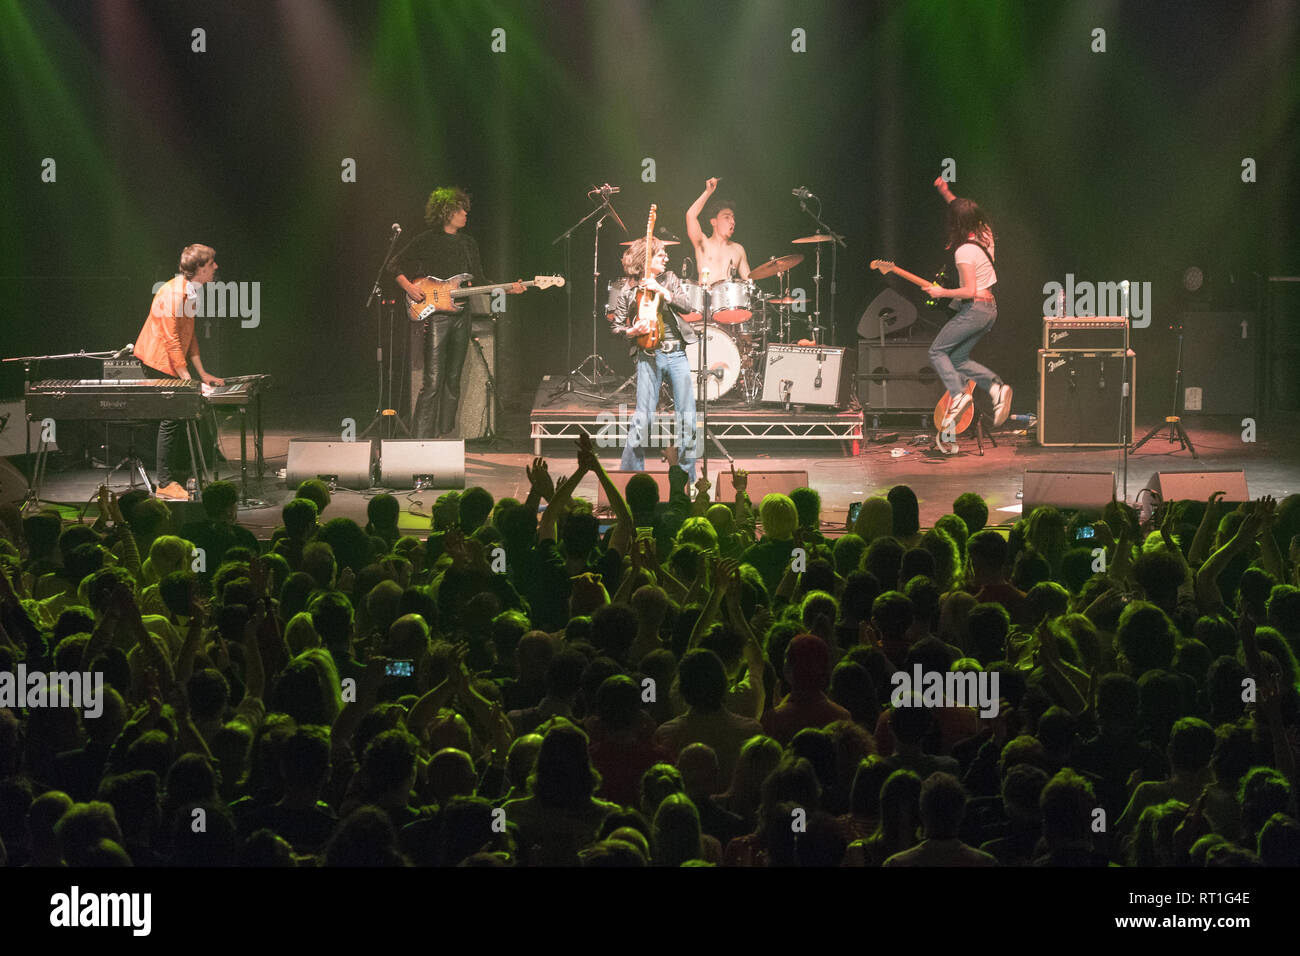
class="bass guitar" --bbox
[405,274,564,322]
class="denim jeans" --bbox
[929,299,999,399]
[621,347,699,482]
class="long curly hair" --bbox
[425,186,471,227]
[621,236,666,277]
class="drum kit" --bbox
[606,233,836,403]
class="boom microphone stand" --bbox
[547,186,626,405]
[1130,319,1197,459]
[795,192,847,345]
[361,224,410,439]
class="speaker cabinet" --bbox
[712,470,810,500]
[1179,312,1258,415]
[1144,470,1249,507]
[1038,349,1136,447]
[856,342,937,411]
[1022,470,1115,515]
[409,318,496,439]
[761,346,855,407]
[378,439,465,490]
[285,440,373,489]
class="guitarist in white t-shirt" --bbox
[924,179,1013,431]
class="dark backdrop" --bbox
[2,0,1295,426]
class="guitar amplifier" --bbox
[1042,316,1128,350]
[1038,349,1136,447]
[761,345,855,407]
[102,358,145,380]
[856,342,938,411]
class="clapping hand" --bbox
[526,457,554,500]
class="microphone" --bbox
[792,186,815,200]
[599,183,621,195]
[814,351,824,389]
[113,343,134,358]
[656,226,681,242]
[391,223,402,235]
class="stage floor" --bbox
[10,409,1297,540]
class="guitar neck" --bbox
[451,280,538,297]
[887,265,933,290]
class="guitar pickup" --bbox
[418,305,436,320]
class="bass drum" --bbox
[687,327,741,402]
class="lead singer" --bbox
[610,237,701,480]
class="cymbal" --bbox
[767,296,803,306]
[619,238,680,246]
[749,253,804,280]
[792,234,835,244]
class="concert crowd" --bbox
[1,439,1298,868]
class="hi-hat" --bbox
[792,234,835,244]
[749,253,804,280]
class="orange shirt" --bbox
[134,275,200,376]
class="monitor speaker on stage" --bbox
[713,470,810,500]
[1022,470,1115,515]
[286,440,373,489]
[1144,470,1248,507]
[379,439,465,490]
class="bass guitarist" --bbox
[609,236,700,480]
[389,186,524,439]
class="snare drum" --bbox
[678,280,705,323]
[709,280,753,324]
[687,327,742,401]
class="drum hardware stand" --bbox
[1130,321,1195,459]
[361,226,411,439]
[548,187,625,405]
[795,194,847,345]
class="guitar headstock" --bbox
[869,260,896,275]
[646,204,657,234]
[533,275,565,290]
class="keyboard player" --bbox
[134,244,225,499]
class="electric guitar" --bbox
[634,205,664,350]
[405,274,564,322]
[869,259,960,311]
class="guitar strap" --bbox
[955,240,997,297]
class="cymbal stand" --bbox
[796,195,847,345]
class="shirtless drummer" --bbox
[686,177,750,284]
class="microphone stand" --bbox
[547,190,626,404]
[796,195,847,346]
[361,227,409,439]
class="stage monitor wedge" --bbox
[1022,470,1115,515]
[379,439,465,490]
[712,470,810,500]
[1144,470,1248,507]
[286,440,373,489]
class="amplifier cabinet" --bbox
[856,342,937,411]
[1042,316,1129,350]
[1038,349,1136,447]
[761,345,855,407]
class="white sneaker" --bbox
[940,391,972,431]
[989,382,1013,426]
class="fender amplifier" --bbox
[1038,349,1136,447]
[760,345,855,407]
[1042,316,1129,350]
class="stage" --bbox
[9,405,1296,541]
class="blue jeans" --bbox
[621,347,699,482]
[929,299,999,399]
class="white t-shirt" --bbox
[954,231,997,295]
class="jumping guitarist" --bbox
[609,231,701,481]
[923,179,1013,432]
[389,186,525,439]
